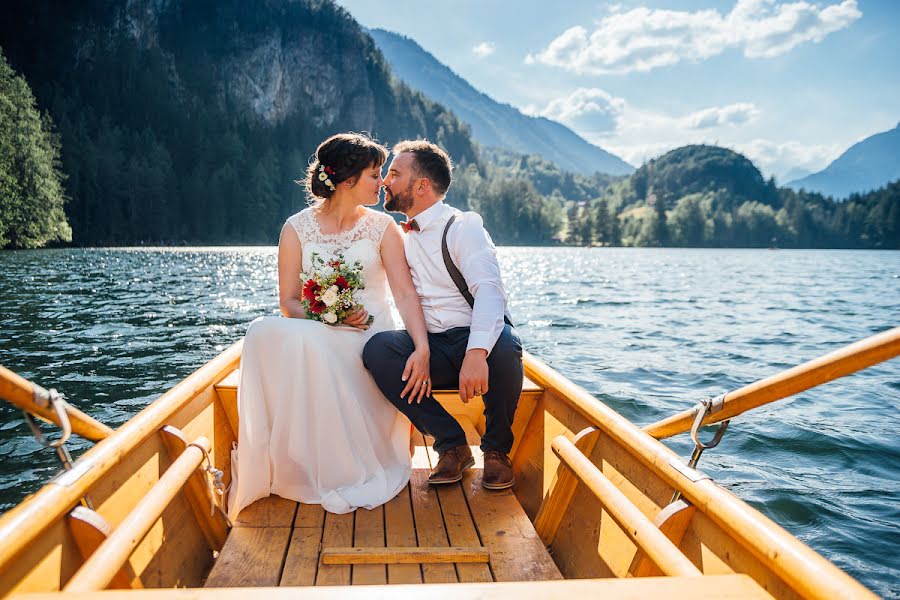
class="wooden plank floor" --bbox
[206,425,561,587]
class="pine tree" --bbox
[578,202,595,246]
[565,202,580,245]
[593,199,608,245]
[0,49,71,248]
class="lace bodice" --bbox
[286,207,396,331]
[287,207,392,251]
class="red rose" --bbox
[329,259,341,269]
[309,300,325,314]
[302,279,319,301]
[335,276,348,290]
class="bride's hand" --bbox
[341,306,370,329]
[400,346,432,404]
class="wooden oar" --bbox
[0,365,114,442]
[644,326,900,440]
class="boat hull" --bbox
[0,342,877,599]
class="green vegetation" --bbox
[0,1,476,246]
[0,49,71,249]
[462,145,898,249]
[0,2,896,250]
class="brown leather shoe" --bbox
[428,444,474,485]
[482,450,515,490]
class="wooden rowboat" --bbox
[1,327,897,599]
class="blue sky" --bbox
[335,0,899,181]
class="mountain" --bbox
[0,0,477,244]
[631,145,779,208]
[786,123,900,198]
[779,166,812,185]
[606,144,897,249]
[369,28,634,177]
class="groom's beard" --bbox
[384,182,414,213]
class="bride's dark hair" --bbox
[300,132,388,205]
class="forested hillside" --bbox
[0,50,70,249]
[0,0,475,245]
[561,146,899,249]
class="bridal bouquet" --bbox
[301,252,375,326]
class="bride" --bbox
[227,133,431,518]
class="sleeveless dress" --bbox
[227,207,412,517]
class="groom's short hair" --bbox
[392,140,453,196]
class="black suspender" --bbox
[441,214,513,327]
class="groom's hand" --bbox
[459,349,489,404]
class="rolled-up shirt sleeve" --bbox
[450,213,508,353]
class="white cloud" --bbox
[472,42,496,59]
[739,0,863,58]
[686,103,761,129]
[730,138,842,181]
[530,87,838,178]
[530,88,758,137]
[526,0,861,75]
[529,88,627,134]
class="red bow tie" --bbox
[400,219,420,233]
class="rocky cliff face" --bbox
[122,0,168,49]
[105,0,375,128]
[220,28,375,128]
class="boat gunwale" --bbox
[0,340,243,569]
[522,350,877,600]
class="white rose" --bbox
[321,287,339,307]
[322,312,337,324]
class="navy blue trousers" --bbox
[363,325,523,454]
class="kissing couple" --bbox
[227,132,523,518]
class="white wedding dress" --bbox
[227,207,411,518]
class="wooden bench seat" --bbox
[213,369,542,411]
[205,423,561,587]
[214,368,542,393]
[213,367,544,459]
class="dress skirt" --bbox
[227,315,411,518]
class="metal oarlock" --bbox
[23,389,94,509]
[671,395,730,503]
[23,388,71,448]
[188,440,232,526]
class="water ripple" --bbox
[1,247,898,597]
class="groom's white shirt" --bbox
[402,200,510,353]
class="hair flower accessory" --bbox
[318,164,336,191]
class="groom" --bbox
[363,140,523,490]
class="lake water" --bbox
[1,247,898,597]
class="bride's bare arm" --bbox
[278,223,306,318]
[381,223,432,403]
